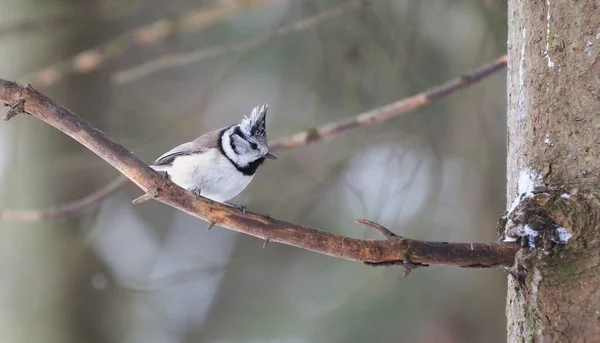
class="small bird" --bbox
[133,104,276,211]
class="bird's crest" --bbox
[240,104,268,141]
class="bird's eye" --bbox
[250,142,258,149]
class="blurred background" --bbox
[0,1,508,342]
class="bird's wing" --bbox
[153,127,226,166]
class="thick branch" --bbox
[0,55,507,221]
[0,79,518,269]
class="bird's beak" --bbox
[265,152,277,160]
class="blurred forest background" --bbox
[0,1,509,342]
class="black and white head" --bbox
[220,104,276,173]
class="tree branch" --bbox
[0,79,518,271]
[0,176,128,221]
[269,55,508,150]
[0,55,507,221]
[27,0,282,87]
[113,0,363,84]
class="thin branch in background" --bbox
[0,0,143,37]
[0,79,519,270]
[0,8,85,37]
[113,0,364,84]
[0,176,128,221]
[25,0,282,87]
[0,55,507,221]
[269,54,508,150]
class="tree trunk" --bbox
[506,0,600,341]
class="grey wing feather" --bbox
[153,127,225,166]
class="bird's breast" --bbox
[167,150,254,202]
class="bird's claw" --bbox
[190,188,202,197]
[225,202,247,214]
[157,171,170,179]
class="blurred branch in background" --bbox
[0,55,507,221]
[0,77,518,272]
[269,54,508,150]
[0,176,127,221]
[0,0,143,37]
[26,0,282,87]
[113,0,363,84]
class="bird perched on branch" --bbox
[132,104,276,212]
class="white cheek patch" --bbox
[221,132,236,157]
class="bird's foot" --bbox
[225,202,248,215]
[157,170,170,179]
[190,188,202,197]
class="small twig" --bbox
[131,193,154,204]
[263,239,270,248]
[356,218,400,240]
[0,55,507,222]
[114,0,363,84]
[2,99,25,121]
[206,222,216,231]
[357,219,422,276]
[27,0,281,87]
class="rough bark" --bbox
[506,0,600,341]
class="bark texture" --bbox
[507,0,600,341]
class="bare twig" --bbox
[0,79,518,270]
[356,218,420,276]
[27,0,281,87]
[114,0,363,84]
[0,55,507,222]
[2,99,25,121]
[356,218,399,240]
[132,193,154,204]
[269,55,508,150]
[0,176,128,221]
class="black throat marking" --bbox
[218,126,265,176]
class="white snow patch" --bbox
[507,196,521,214]
[524,224,539,249]
[518,169,539,195]
[585,41,594,57]
[553,226,573,244]
[560,193,571,199]
[506,223,539,248]
[596,32,600,40]
[506,170,539,214]
[545,0,555,67]
[508,192,534,214]
[519,28,527,119]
